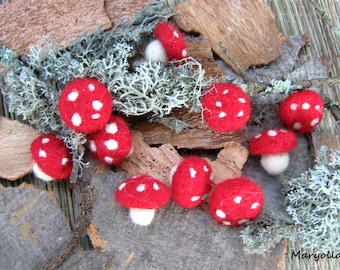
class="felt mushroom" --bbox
[248,128,297,175]
[170,156,213,208]
[30,134,73,181]
[87,115,133,165]
[115,174,170,226]
[209,177,264,226]
[58,78,113,134]
[145,22,188,63]
[201,83,251,132]
[279,89,324,133]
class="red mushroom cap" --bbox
[115,175,170,209]
[58,78,113,134]
[202,83,251,132]
[171,156,213,208]
[209,177,264,226]
[87,116,133,165]
[154,22,188,61]
[279,90,324,133]
[249,128,297,155]
[30,134,73,180]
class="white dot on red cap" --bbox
[315,105,321,110]
[191,196,200,202]
[190,168,197,178]
[182,49,188,57]
[92,100,103,111]
[106,123,118,134]
[42,138,50,144]
[238,219,249,225]
[267,130,278,137]
[310,118,320,126]
[223,221,231,226]
[118,182,126,191]
[223,89,229,95]
[61,157,68,165]
[216,209,226,219]
[203,165,209,172]
[136,184,146,192]
[215,101,222,108]
[89,140,97,152]
[71,113,82,127]
[293,122,302,130]
[237,110,244,117]
[173,31,179,38]
[290,103,298,110]
[153,183,160,190]
[302,102,310,110]
[104,156,113,163]
[238,97,246,103]
[39,149,47,158]
[251,202,260,209]
[67,91,79,102]
[91,113,101,120]
[233,196,242,204]
[104,139,118,151]
[219,112,227,118]
[88,83,95,91]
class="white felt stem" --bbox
[260,152,289,175]
[129,208,155,226]
[32,162,54,182]
[145,40,168,63]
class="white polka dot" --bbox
[237,110,244,117]
[191,196,200,202]
[67,91,79,102]
[215,101,222,107]
[190,168,197,178]
[89,140,97,152]
[233,196,242,204]
[223,221,231,226]
[91,113,101,120]
[315,105,321,110]
[182,49,188,57]
[104,156,113,163]
[293,122,302,130]
[104,139,118,150]
[92,100,103,111]
[39,149,47,158]
[118,182,126,191]
[173,31,179,38]
[290,103,298,110]
[106,123,118,134]
[223,89,229,95]
[267,130,278,137]
[61,157,69,165]
[302,103,310,110]
[136,184,146,192]
[219,112,227,118]
[42,138,50,144]
[251,202,260,209]
[310,118,320,126]
[255,133,262,139]
[238,97,246,103]
[88,83,95,91]
[71,113,82,127]
[216,209,226,219]
[153,183,160,190]
[203,165,209,172]
[238,219,249,225]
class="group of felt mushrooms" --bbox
[29,22,325,227]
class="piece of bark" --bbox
[0,183,72,270]
[174,0,286,74]
[0,117,40,180]
[0,0,112,55]
[116,131,182,184]
[133,111,247,149]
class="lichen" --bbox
[263,79,296,95]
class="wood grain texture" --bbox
[174,0,286,73]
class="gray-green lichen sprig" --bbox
[282,146,340,252]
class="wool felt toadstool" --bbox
[170,156,213,208]
[249,128,297,175]
[145,22,188,63]
[202,83,251,132]
[279,89,324,133]
[58,78,113,134]
[209,177,264,226]
[87,115,133,165]
[115,174,170,226]
[30,134,73,181]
